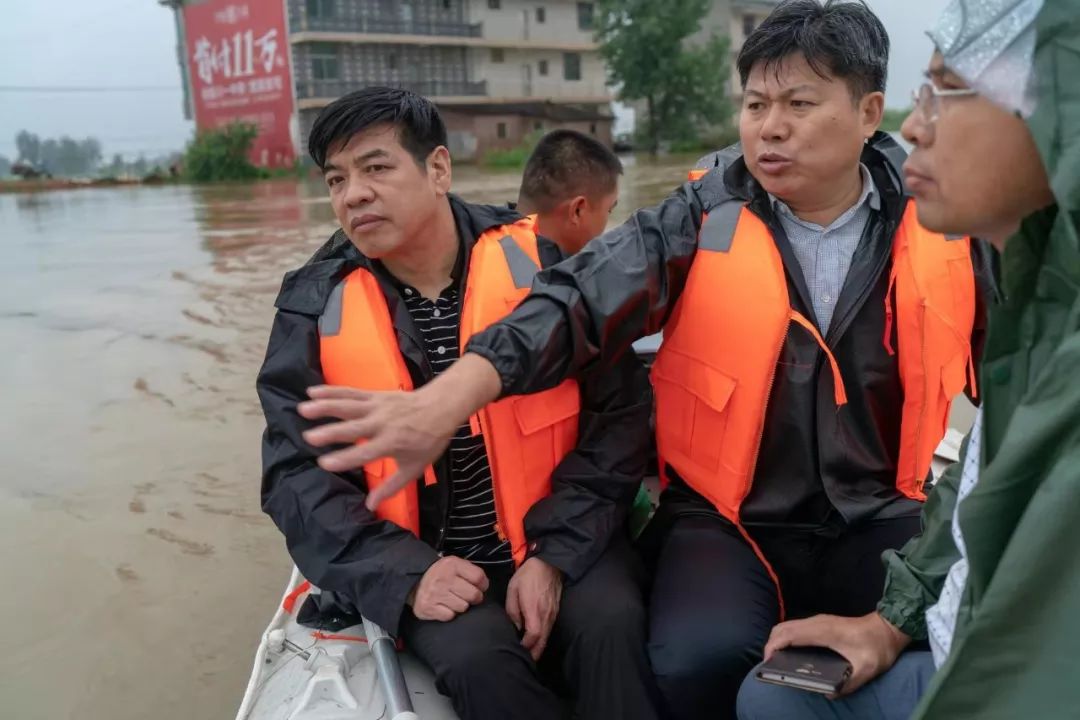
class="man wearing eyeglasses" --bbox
[296,2,997,717]
[735,0,1078,718]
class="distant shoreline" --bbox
[0,177,168,194]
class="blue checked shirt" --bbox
[770,164,881,335]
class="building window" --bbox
[743,14,756,37]
[306,0,335,20]
[563,52,582,81]
[443,0,452,8]
[497,122,508,139]
[311,43,339,80]
[488,0,501,8]
[577,2,594,31]
[536,7,546,23]
[491,48,505,63]
[538,59,549,76]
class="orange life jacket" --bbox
[655,175,975,604]
[317,217,580,565]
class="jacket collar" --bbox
[715,131,910,213]
[769,162,882,225]
[274,194,522,313]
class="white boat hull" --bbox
[238,432,966,719]
[237,567,459,720]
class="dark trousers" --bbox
[399,536,662,720]
[645,511,921,720]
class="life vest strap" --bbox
[883,265,899,356]
[789,310,848,406]
[967,353,978,400]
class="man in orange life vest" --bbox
[256,88,661,720]
[296,3,999,718]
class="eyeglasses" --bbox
[911,82,979,124]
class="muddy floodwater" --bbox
[0,155,702,720]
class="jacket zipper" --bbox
[826,213,894,348]
[476,409,513,561]
[913,299,931,496]
[746,325,789,503]
[746,212,799,496]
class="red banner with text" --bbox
[183,0,295,167]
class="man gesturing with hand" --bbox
[258,88,660,720]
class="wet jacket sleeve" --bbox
[523,351,653,581]
[465,179,712,396]
[877,433,968,639]
[257,306,438,636]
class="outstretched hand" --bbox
[298,353,503,511]
[299,384,455,507]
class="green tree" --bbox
[14,131,103,176]
[39,138,59,174]
[106,153,125,176]
[58,137,83,175]
[132,155,150,177]
[15,130,41,165]
[79,138,103,172]
[183,122,261,182]
[596,0,733,154]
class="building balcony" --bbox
[295,79,489,106]
[482,77,612,103]
[289,24,597,52]
[296,16,484,38]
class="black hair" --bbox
[518,129,623,212]
[307,86,448,169]
[737,0,889,99]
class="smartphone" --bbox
[755,647,853,695]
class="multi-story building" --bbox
[289,0,613,159]
[166,0,778,162]
[693,0,780,99]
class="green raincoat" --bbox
[876,3,1080,718]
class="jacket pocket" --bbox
[511,381,580,490]
[652,349,737,473]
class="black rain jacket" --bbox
[465,133,997,537]
[257,195,652,634]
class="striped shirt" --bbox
[398,280,513,568]
[771,164,881,335]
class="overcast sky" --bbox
[0,0,949,160]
